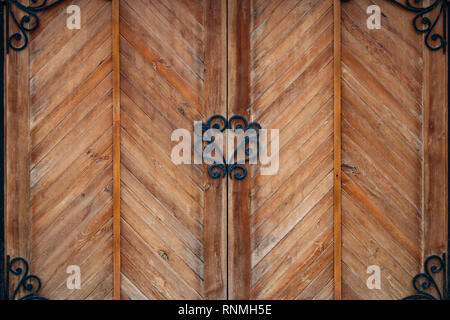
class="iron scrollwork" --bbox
[194,114,261,180]
[342,0,448,54]
[3,0,65,52]
[403,253,448,300]
[5,255,47,300]
[391,0,448,53]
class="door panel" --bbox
[249,0,334,299]
[341,0,446,299]
[119,0,336,300]
[7,0,114,299]
[119,0,214,299]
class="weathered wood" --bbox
[340,0,432,299]
[228,0,251,300]
[112,0,121,300]
[423,15,448,257]
[27,0,114,299]
[5,1,31,261]
[3,0,447,301]
[333,0,342,300]
[250,0,334,300]
[203,0,227,300]
[119,0,207,300]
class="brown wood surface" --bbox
[249,0,335,300]
[228,0,252,300]
[119,0,210,300]
[423,7,448,258]
[2,0,448,301]
[27,0,114,299]
[112,0,121,300]
[204,0,228,300]
[340,0,446,299]
[5,1,31,262]
[333,0,342,300]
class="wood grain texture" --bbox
[228,0,252,300]
[112,0,121,300]
[333,0,342,300]
[119,0,210,300]
[423,8,448,258]
[340,0,447,299]
[5,1,31,261]
[2,0,447,301]
[204,0,228,300]
[29,0,114,299]
[249,0,335,300]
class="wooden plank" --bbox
[5,2,31,260]
[333,0,342,300]
[112,0,121,300]
[228,0,251,300]
[423,22,448,257]
[203,0,227,300]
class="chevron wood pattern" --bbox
[3,0,447,301]
[249,0,335,300]
[119,0,207,300]
[341,0,426,299]
[28,0,114,299]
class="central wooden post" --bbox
[228,0,251,300]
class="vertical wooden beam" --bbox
[5,1,31,263]
[422,15,448,258]
[0,3,5,301]
[228,0,251,300]
[204,0,228,300]
[333,0,342,300]
[112,0,121,300]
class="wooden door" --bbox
[118,0,335,300]
[340,0,447,299]
[119,0,225,300]
[3,0,447,301]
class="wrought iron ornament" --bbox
[403,253,448,300]
[342,0,448,53]
[392,0,447,52]
[5,256,47,300]
[194,115,261,180]
[3,0,65,52]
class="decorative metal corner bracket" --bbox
[4,255,47,300]
[342,0,448,54]
[2,0,65,53]
[194,114,261,181]
[403,253,448,300]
